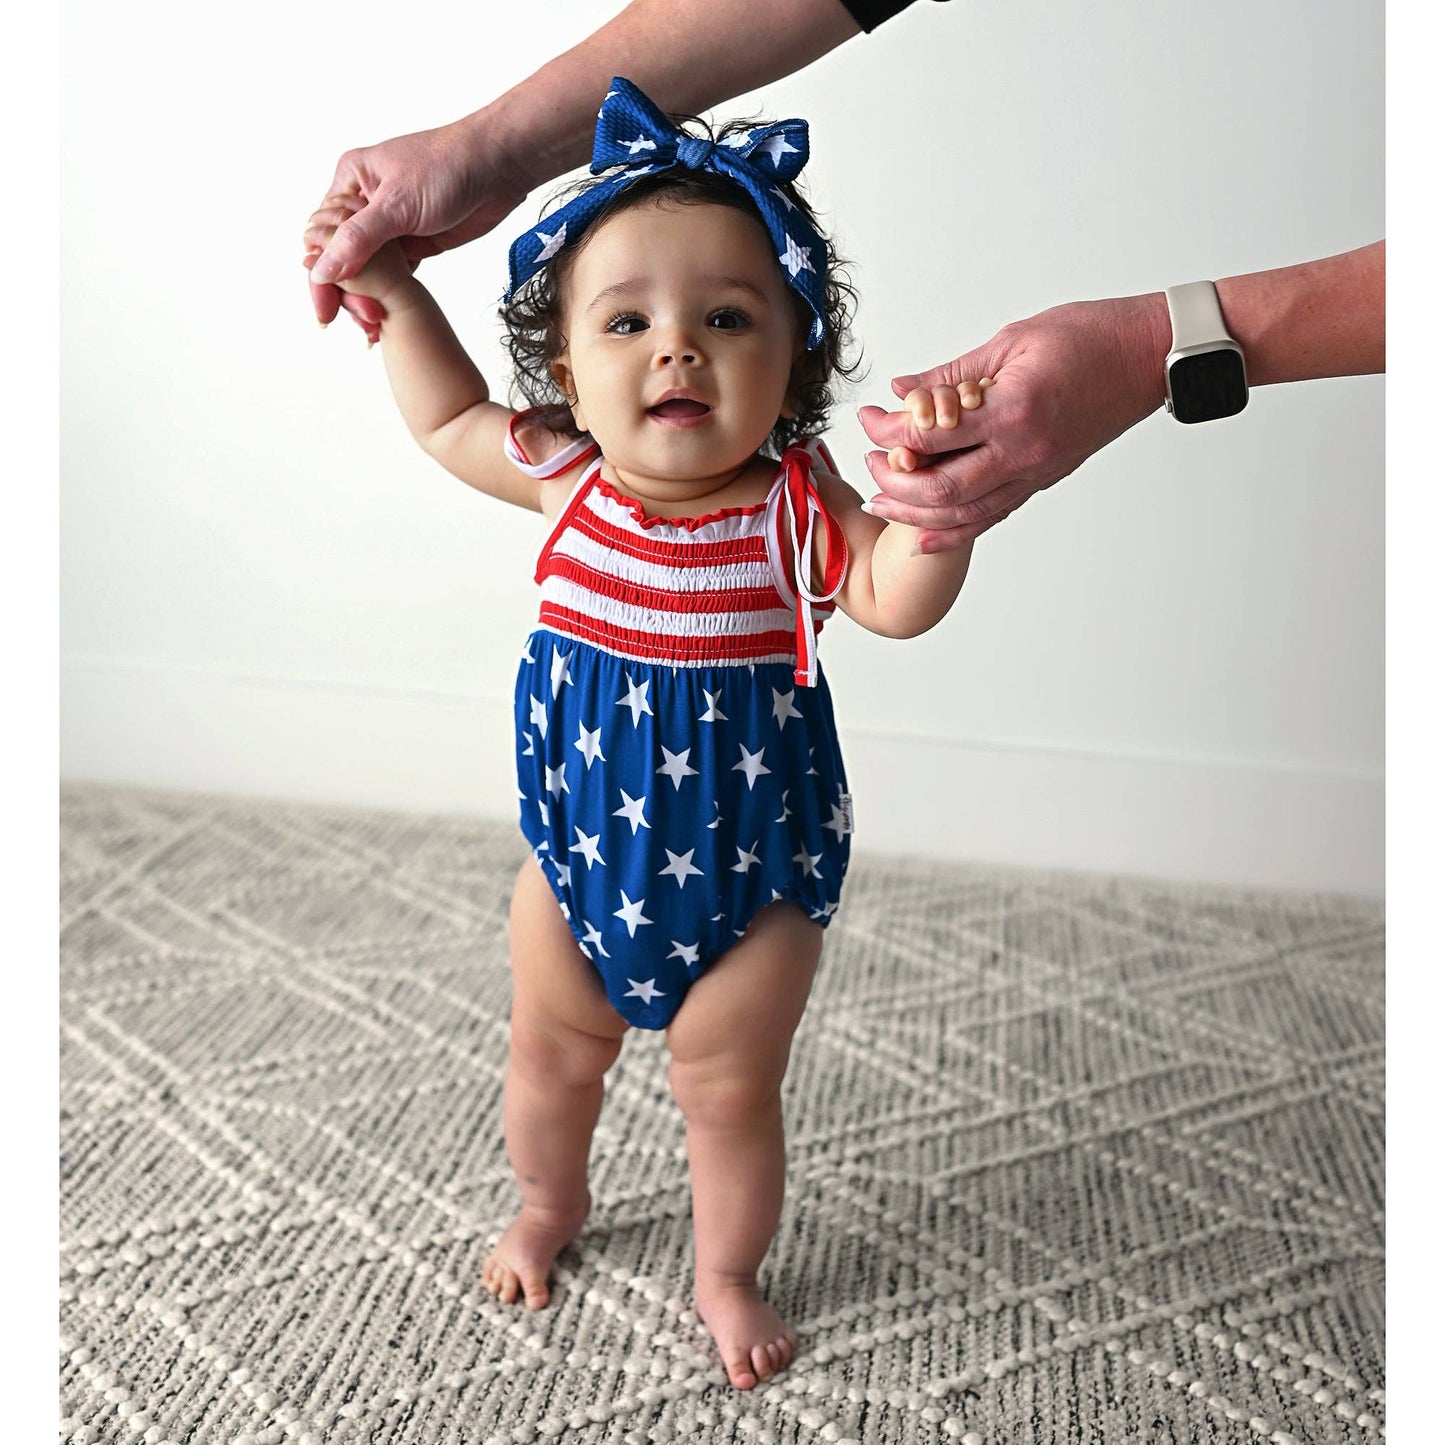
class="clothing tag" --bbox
[840,790,855,835]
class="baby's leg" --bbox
[481,856,629,1308]
[665,903,823,1389]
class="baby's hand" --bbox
[885,380,993,474]
[303,194,417,345]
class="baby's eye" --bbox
[708,308,750,331]
[605,312,648,335]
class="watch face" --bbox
[1168,350,1248,424]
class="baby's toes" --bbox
[725,1352,759,1390]
[751,1342,778,1382]
[491,1264,521,1304]
[521,1273,551,1310]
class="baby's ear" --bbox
[550,358,587,431]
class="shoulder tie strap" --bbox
[780,439,849,688]
[504,410,600,478]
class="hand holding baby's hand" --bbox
[304,194,418,344]
[885,381,993,474]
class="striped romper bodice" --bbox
[511,420,848,688]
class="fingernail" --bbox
[860,500,878,517]
[318,319,330,329]
[910,541,924,557]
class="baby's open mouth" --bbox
[648,397,712,419]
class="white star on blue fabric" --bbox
[552,858,572,888]
[550,648,574,698]
[825,804,849,841]
[793,847,823,879]
[521,639,535,664]
[668,941,701,967]
[521,731,534,757]
[617,674,653,726]
[699,689,728,722]
[534,224,567,262]
[545,763,569,798]
[731,842,761,874]
[776,789,791,823]
[613,789,650,834]
[614,891,654,936]
[706,803,724,831]
[734,743,771,790]
[537,799,550,828]
[569,827,605,871]
[659,848,703,888]
[529,694,548,740]
[771,184,797,213]
[575,721,605,769]
[624,134,658,155]
[624,977,664,1004]
[657,746,699,790]
[756,133,799,166]
[580,920,610,958]
[771,688,803,729]
[778,234,815,278]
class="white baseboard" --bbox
[61,659,1383,897]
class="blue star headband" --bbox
[505,77,829,350]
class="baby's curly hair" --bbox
[501,112,861,457]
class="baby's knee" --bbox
[667,1055,783,1130]
[510,1012,622,1090]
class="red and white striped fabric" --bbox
[505,415,848,687]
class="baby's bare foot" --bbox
[480,1196,590,1310]
[694,1273,797,1390]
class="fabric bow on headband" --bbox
[506,77,828,349]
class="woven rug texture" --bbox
[59,784,1385,1444]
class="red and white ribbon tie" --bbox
[782,441,848,687]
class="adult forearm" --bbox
[1121,241,1386,395]
[1215,240,1385,386]
[472,0,861,193]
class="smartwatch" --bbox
[1164,281,1249,424]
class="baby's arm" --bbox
[823,384,989,638]
[316,223,556,510]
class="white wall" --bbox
[59,0,1384,895]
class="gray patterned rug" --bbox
[59,784,1385,1444]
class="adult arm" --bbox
[306,0,863,325]
[858,241,1386,552]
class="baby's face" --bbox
[551,199,801,491]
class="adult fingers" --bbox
[303,251,342,327]
[309,192,404,287]
[862,445,1001,518]
[311,277,343,327]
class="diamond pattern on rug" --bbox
[59,784,1384,1444]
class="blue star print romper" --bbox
[507,415,854,1029]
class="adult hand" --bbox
[857,295,1172,553]
[303,118,531,335]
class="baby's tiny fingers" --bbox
[902,386,937,430]
[932,384,961,430]
[887,445,918,473]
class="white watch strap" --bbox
[1165,281,1232,351]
